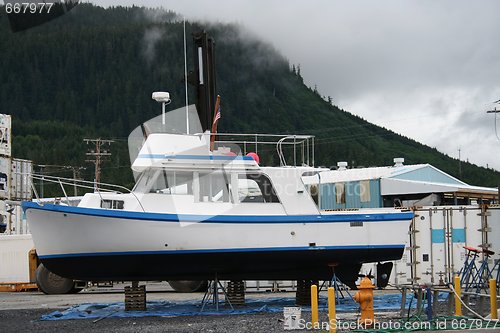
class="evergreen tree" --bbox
[0,3,498,188]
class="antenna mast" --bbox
[184,18,190,134]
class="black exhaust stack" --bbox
[188,31,217,132]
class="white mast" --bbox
[183,18,190,134]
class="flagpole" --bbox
[210,95,221,151]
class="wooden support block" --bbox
[124,284,146,311]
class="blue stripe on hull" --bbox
[22,201,413,224]
[137,154,253,161]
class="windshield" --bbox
[134,169,194,195]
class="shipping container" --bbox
[0,114,11,157]
[0,157,33,201]
[10,158,33,201]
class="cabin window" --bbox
[166,171,193,195]
[101,199,124,209]
[198,172,230,202]
[238,174,280,203]
[133,169,156,193]
[133,169,193,195]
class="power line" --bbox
[34,164,86,197]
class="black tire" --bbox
[36,263,75,295]
[168,280,209,292]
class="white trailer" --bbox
[364,205,500,287]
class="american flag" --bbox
[209,99,221,151]
[213,104,221,125]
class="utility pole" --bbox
[84,138,114,186]
[458,148,462,179]
[66,166,86,196]
[487,107,500,141]
[39,165,45,198]
[487,102,500,203]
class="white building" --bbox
[303,158,500,286]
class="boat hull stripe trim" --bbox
[39,244,406,260]
[22,202,413,223]
[137,154,253,161]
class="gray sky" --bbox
[98,0,500,171]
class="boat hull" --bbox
[23,202,412,282]
[39,246,404,281]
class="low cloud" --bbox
[142,27,164,64]
[100,0,500,170]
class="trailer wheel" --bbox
[36,263,75,294]
[168,280,208,292]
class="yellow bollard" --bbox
[490,279,498,320]
[311,284,319,329]
[454,275,462,317]
[328,287,337,333]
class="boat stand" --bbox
[471,248,495,293]
[493,258,500,292]
[460,246,495,293]
[459,246,480,291]
[200,273,234,312]
[324,271,354,304]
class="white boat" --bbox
[22,103,413,288]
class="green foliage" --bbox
[1,4,498,188]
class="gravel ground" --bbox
[1,284,498,333]
[0,309,298,333]
[0,285,315,333]
[1,307,499,333]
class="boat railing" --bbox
[29,173,146,212]
[213,133,315,167]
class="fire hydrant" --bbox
[354,277,375,327]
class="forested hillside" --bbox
[1,4,498,189]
